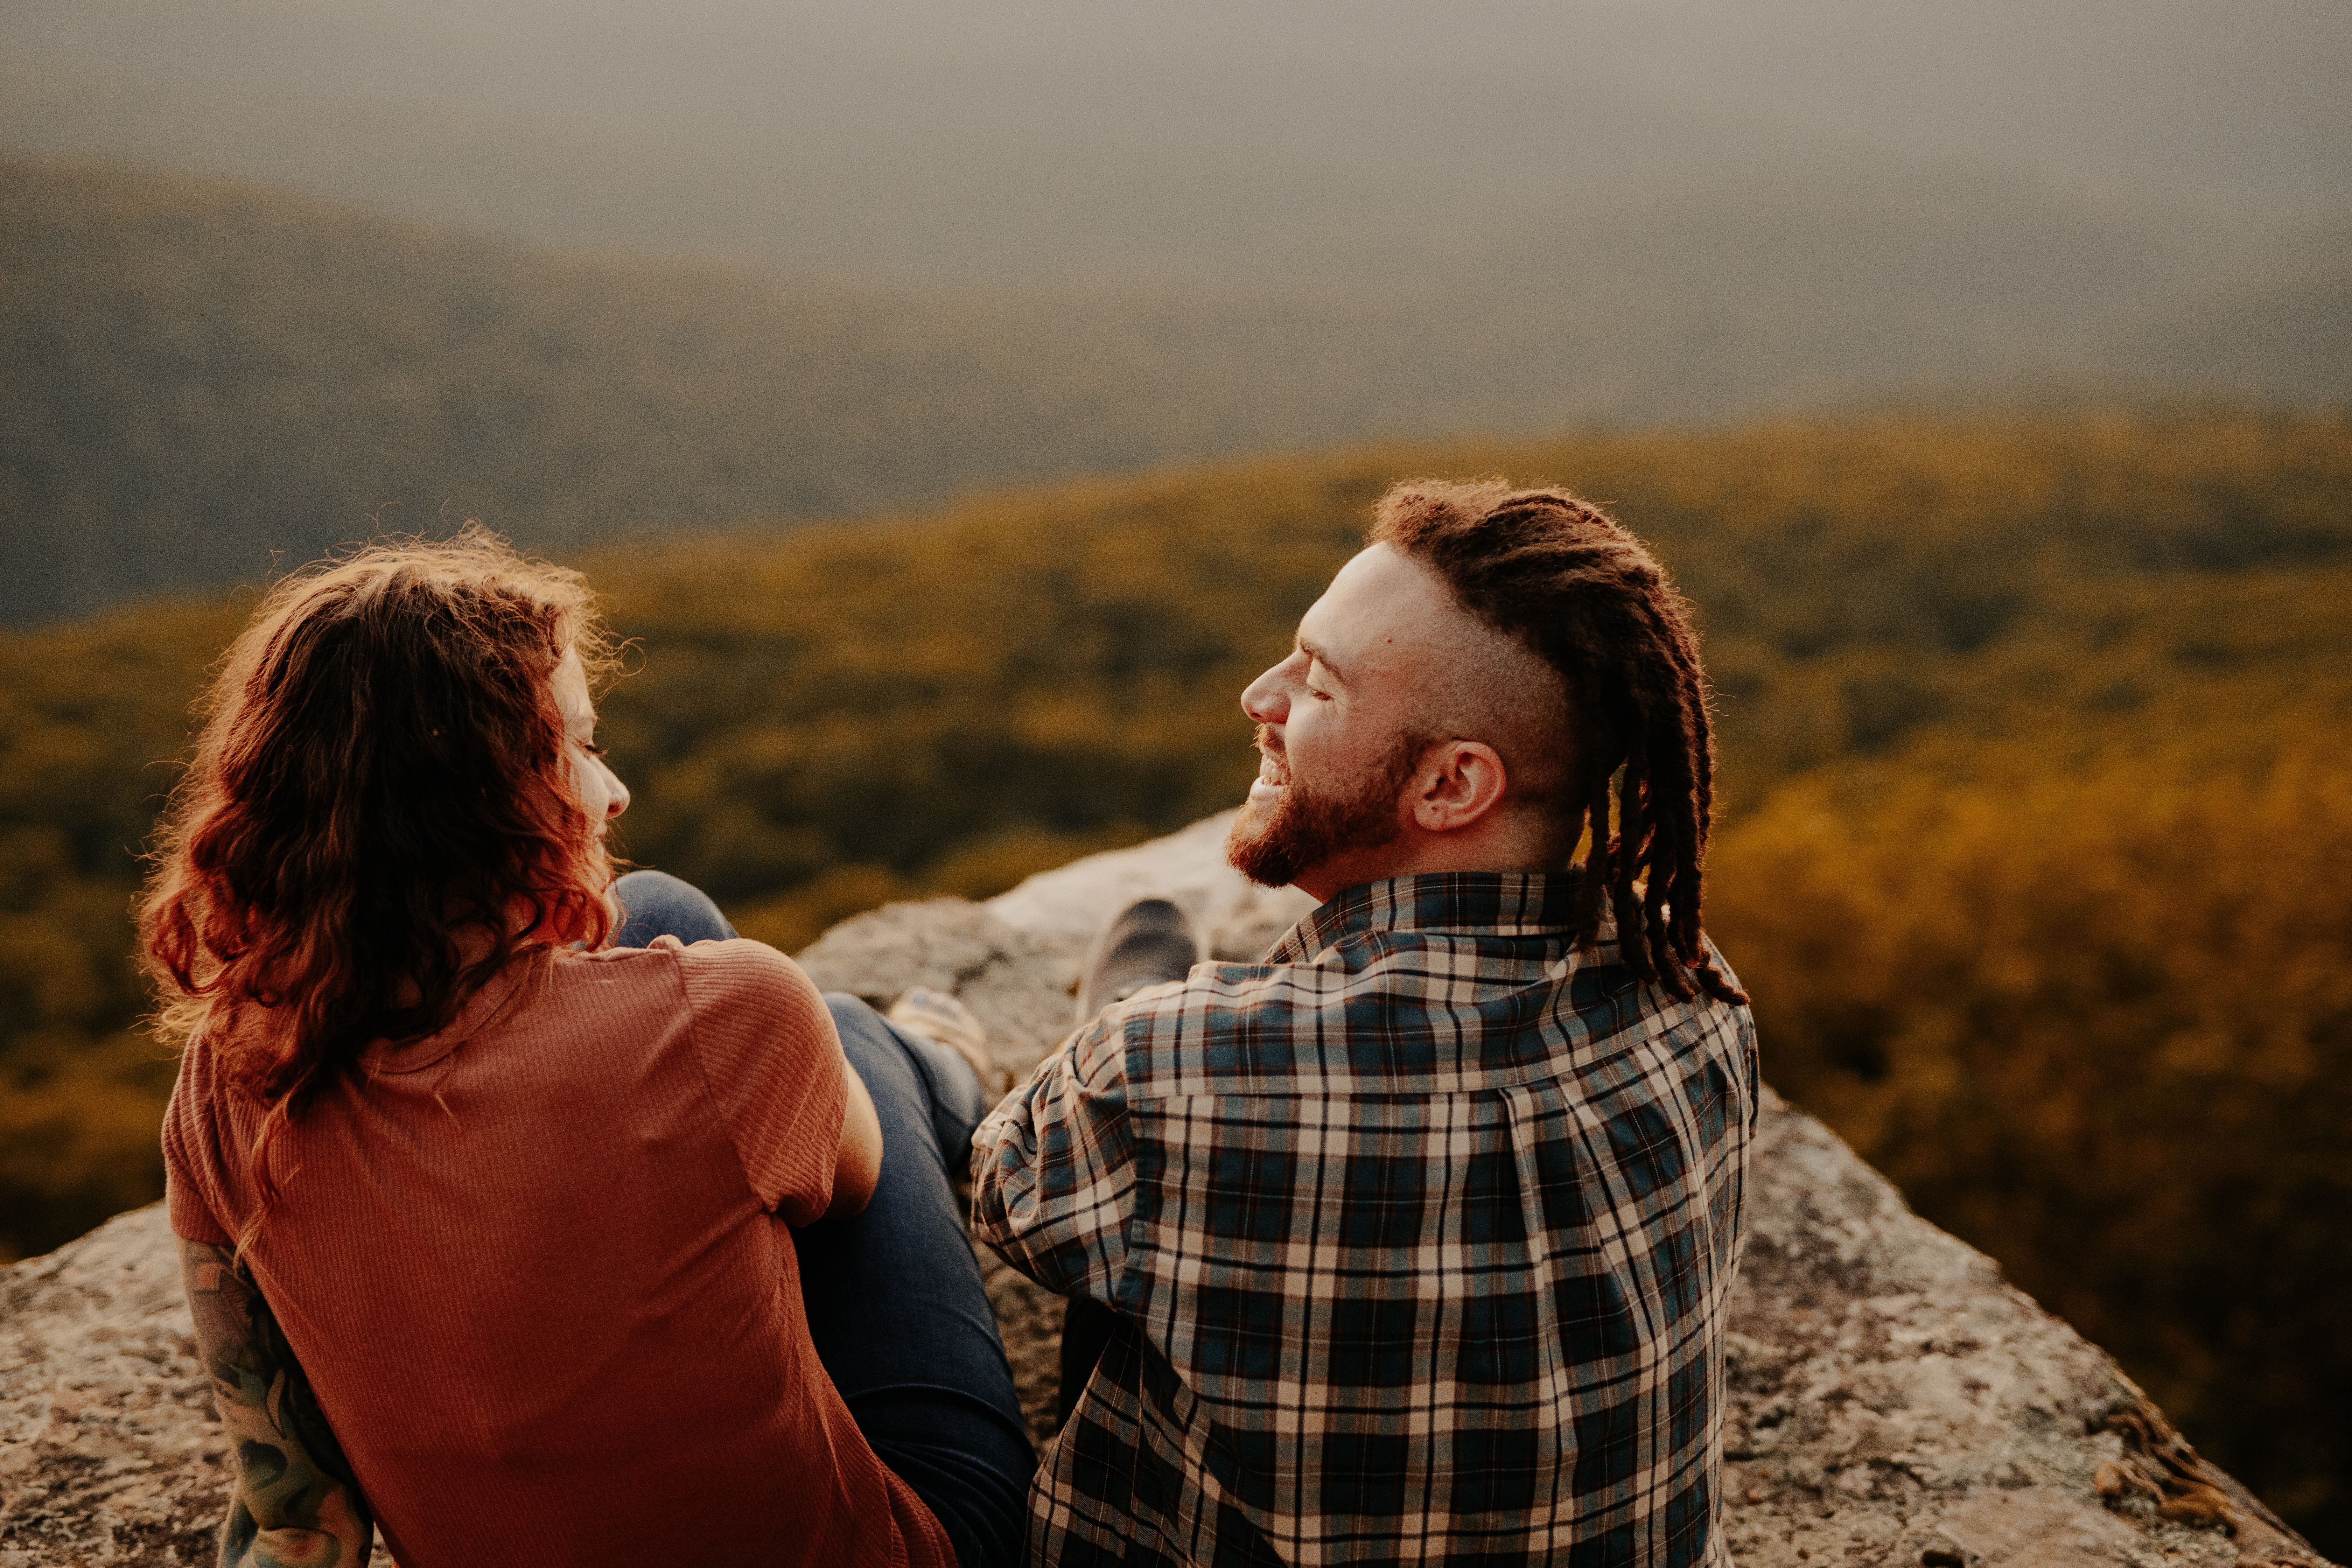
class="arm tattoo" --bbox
[180,1238,374,1568]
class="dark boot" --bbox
[1074,897,1205,1024]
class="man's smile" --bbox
[1249,727,1290,804]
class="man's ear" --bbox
[1410,740,1510,834]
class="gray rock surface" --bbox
[797,811,1319,1088]
[1,816,2329,1566]
[0,1204,218,1564]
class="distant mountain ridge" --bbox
[3,155,2346,623]
[0,158,1415,621]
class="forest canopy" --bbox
[1,408,2346,1543]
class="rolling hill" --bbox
[6,156,2348,623]
[0,159,1431,622]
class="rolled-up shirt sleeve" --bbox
[969,1010,1138,1305]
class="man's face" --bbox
[1225,545,1457,898]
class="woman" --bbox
[145,531,1031,1566]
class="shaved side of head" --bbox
[1401,576,1576,852]
[1368,476,1743,1005]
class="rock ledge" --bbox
[2,816,2330,1566]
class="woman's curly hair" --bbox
[140,526,621,1242]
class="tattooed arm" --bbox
[179,1238,373,1568]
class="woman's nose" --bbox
[607,774,631,819]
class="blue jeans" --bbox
[613,872,1034,1568]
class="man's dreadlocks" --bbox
[1372,478,1746,1005]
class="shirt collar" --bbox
[1265,870,1617,964]
[360,956,537,1076]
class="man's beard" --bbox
[1225,727,1431,890]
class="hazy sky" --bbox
[5,0,2345,283]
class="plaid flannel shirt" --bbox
[971,872,1758,1567]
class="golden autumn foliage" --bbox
[1709,736,2352,1527]
[0,408,2346,1542]
[0,600,244,1266]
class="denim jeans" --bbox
[612,871,1034,1568]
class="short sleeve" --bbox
[669,938,849,1227]
[161,1038,233,1246]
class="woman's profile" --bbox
[142,530,1031,1566]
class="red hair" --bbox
[141,527,620,1244]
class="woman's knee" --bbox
[613,869,737,947]
[826,994,986,1169]
[825,993,921,1107]
[824,992,887,1056]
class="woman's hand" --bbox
[180,1238,374,1568]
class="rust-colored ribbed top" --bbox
[165,936,952,1568]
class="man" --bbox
[972,478,1757,1566]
